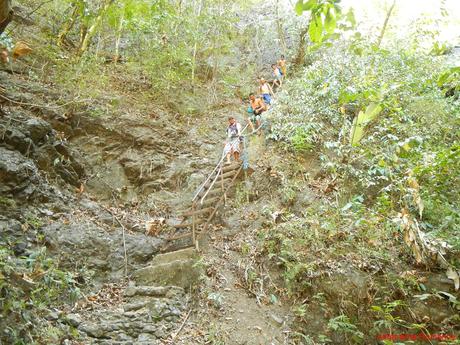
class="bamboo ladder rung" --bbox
[197,188,222,198]
[204,178,232,189]
[166,229,206,241]
[221,163,241,173]
[220,170,239,179]
[199,196,222,207]
[201,164,243,233]
[181,207,213,217]
[174,217,206,228]
[198,174,236,196]
[166,231,193,241]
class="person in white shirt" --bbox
[224,116,242,164]
[272,64,282,88]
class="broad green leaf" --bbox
[363,102,382,121]
[346,8,356,27]
[309,15,323,43]
[295,0,318,15]
[350,103,382,145]
[324,8,336,34]
[303,0,318,11]
[295,0,304,15]
[437,66,460,87]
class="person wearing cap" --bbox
[224,116,242,164]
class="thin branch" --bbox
[0,92,92,110]
[171,309,192,340]
[25,0,54,17]
[376,0,396,48]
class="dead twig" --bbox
[0,92,91,110]
[171,309,192,340]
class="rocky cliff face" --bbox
[0,65,229,343]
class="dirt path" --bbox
[167,234,294,345]
[165,134,296,345]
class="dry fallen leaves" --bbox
[397,208,458,291]
[76,283,125,311]
[145,217,166,236]
[12,41,32,60]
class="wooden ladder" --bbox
[165,160,243,251]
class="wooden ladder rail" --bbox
[163,163,242,246]
[164,123,250,249]
[191,201,197,250]
[197,163,243,240]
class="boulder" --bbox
[2,128,34,154]
[124,233,163,263]
[132,248,202,289]
[0,147,38,194]
[24,118,52,144]
[42,220,164,279]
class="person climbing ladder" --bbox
[258,77,274,105]
[271,64,283,88]
[224,116,242,164]
[247,93,267,133]
[278,54,287,78]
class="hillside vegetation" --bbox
[1,0,459,344]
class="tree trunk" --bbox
[57,5,79,47]
[376,0,396,48]
[79,0,114,55]
[0,0,13,35]
[191,42,198,85]
[275,0,287,55]
[114,12,124,62]
[294,26,309,66]
[191,0,203,88]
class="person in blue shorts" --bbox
[247,93,266,133]
[258,77,274,105]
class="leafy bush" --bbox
[260,39,460,343]
[0,246,81,344]
[268,41,460,251]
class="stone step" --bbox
[123,285,184,298]
[132,258,202,289]
[150,247,198,265]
